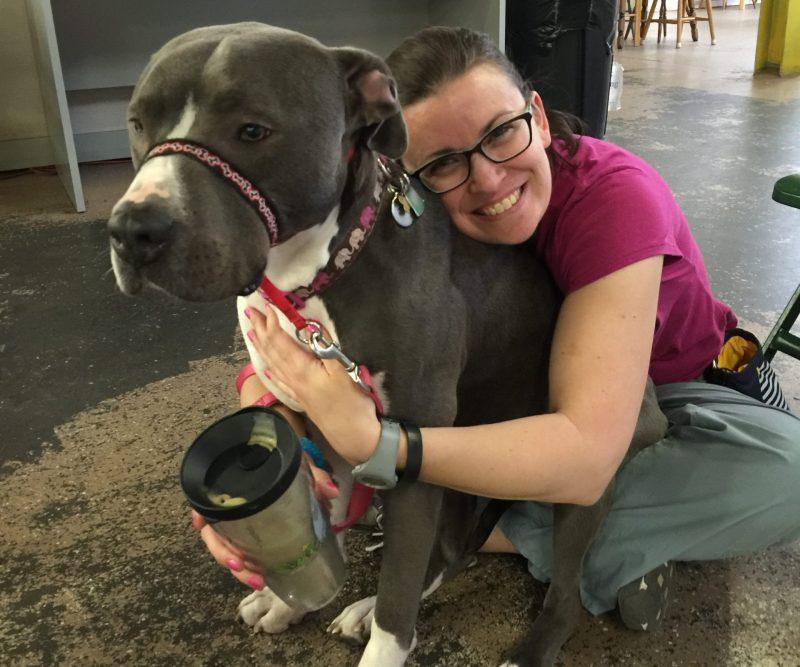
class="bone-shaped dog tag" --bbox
[391,193,415,228]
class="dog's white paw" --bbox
[327,596,376,643]
[358,619,415,667]
[237,587,306,633]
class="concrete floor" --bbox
[2,7,799,666]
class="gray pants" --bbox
[497,382,800,615]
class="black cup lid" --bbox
[180,406,301,520]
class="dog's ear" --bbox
[333,47,407,159]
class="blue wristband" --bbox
[299,436,327,469]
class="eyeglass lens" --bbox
[420,115,532,193]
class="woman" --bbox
[194,26,800,629]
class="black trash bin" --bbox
[506,0,617,139]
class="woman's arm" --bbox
[252,255,663,506]
[417,255,662,504]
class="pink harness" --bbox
[143,140,384,531]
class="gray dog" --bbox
[108,23,667,667]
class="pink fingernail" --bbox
[247,576,263,590]
[247,330,256,342]
[263,369,272,379]
[327,481,338,490]
[244,307,252,319]
[226,559,242,572]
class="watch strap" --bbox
[399,421,422,482]
[351,418,400,489]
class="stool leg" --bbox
[706,0,717,45]
[687,0,699,41]
[676,0,685,48]
[642,0,659,40]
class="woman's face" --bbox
[402,64,552,245]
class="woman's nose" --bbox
[467,153,505,193]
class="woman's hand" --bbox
[246,307,381,465]
[192,455,340,590]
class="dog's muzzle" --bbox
[109,139,281,294]
[108,199,174,268]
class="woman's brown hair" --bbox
[386,26,585,156]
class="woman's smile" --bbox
[476,183,525,217]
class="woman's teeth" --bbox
[481,187,521,216]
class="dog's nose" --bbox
[108,201,174,267]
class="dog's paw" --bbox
[327,596,376,644]
[237,587,306,634]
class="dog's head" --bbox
[108,23,406,301]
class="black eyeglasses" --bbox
[408,105,533,194]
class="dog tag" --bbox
[391,194,415,228]
[404,183,425,218]
[396,193,411,214]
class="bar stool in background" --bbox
[642,0,716,48]
[618,0,645,48]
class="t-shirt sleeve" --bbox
[549,166,683,295]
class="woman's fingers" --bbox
[255,307,345,389]
[198,523,265,590]
[191,509,206,531]
[306,457,340,501]
[193,509,264,589]
[192,512,247,560]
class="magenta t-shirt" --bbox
[536,136,737,385]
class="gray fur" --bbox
[108,23,667,666]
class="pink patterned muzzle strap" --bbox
[143,140,281,246]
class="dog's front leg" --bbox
[358,482,444,667]
[504,491,614,667]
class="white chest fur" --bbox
[237,207,341,412]
[235,205,389,415]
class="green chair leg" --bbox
[764,284,800,362]
[764,174,800,362]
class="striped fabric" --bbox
[756,359,791,411]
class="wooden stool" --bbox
[617,0,645,48]
[764,175,800,363]
[642,0,716,48]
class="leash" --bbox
[142,139,387,532]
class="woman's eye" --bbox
[238,124,270,142]
[427,155,461,176]
[486,122,515,142]
[129,119,144,135]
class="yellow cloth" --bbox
[716,336,759,373]
[754,0,800,77]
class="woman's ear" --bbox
[530,91,552,149]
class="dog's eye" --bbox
[239,124,270,142]
[129,118,144,135]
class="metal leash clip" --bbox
[296,320,371,393]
